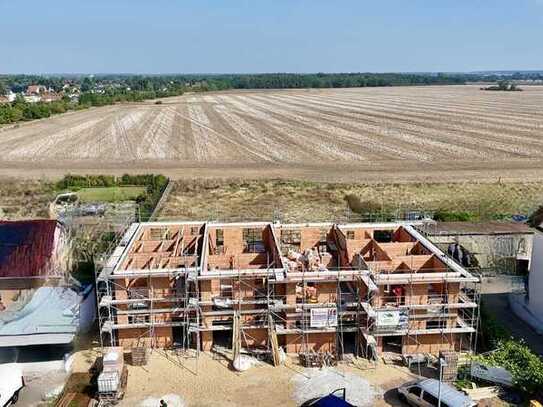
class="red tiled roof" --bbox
[26,85,43,95]
[0,220,60,279]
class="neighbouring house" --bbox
[7,91,16,103]
[0,90,16,104]
[0,220,70,294]
[421,221,533,274]
[40,91,61,103]
[510,222,543,333]
[23,94,41,103]
[0,220,95,357]
[24,85,59,103]
[97,221,479,361]
[25,85,47,96]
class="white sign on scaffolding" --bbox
[310,308,338,328]
[375,310,401,328]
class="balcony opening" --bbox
[382,335,403,354]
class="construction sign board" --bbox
[375,310,401,328]
[310,308,338,328]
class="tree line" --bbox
[0,87,184,125]
[0,95,76,124]
[2,71,541,125]
[187,72,466,90]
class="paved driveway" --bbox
[482,292,543,356]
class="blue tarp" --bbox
[311,395,355,407]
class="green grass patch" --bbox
[76,186,145,202]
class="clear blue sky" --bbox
[1,0,542,74]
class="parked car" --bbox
[398,378,476,407]
[0,364,25,406]
[470,362,513,387]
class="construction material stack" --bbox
[131,346,149,366]
[439,350,459,383]
[97,347,128,404]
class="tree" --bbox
[81,77,94,92]
[528,205,543,228]
[476,340,543,395]
[497,80,510,91]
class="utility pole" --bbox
[438,357,447,407]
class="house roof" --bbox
[426,221,532,236]
[26,85,44,94]
[0,220,60,279]
[0,286,81,347]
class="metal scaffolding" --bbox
[95,220,482,371]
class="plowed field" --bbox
[1,85,542,182]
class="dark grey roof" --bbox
[426,221,532,236]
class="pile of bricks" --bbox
[439,350,458,382]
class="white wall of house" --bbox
[528,229,543,316]
[23,95,41,103]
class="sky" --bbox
[1,0,542,74]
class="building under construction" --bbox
[96,221,480,363]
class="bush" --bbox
[476,340,543,395]
[56,174,166,189]
[433,209,475,222]
[344,194,381,214]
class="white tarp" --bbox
[310,308,337,328]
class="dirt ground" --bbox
[70,348,417,407]
[1,177,541,223]
[159,179,543,222]
[0,85,543,183]
[0,178,54,219]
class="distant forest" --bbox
[174,73,466,90]
[2,71,543,94]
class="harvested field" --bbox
[1,86,543,182]
[159,179,543,222]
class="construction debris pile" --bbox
[285,248,329,272]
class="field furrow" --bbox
[1,85,542,183]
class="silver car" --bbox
[398,379,476,407]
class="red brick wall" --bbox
[117,326,173,349]
[284,332,336,353]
